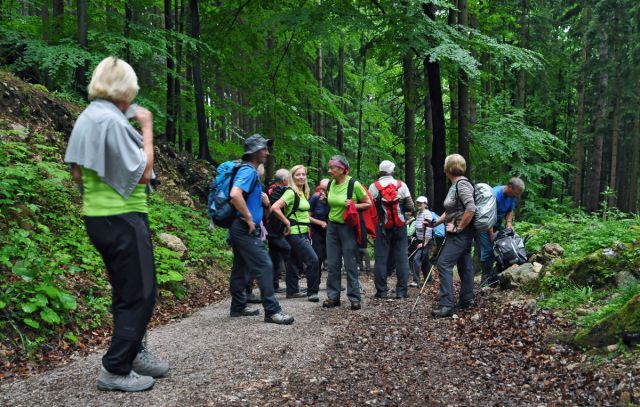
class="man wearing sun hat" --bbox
[228,134,294,325]
[368,160,414,299]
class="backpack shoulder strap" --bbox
[374,180,383,191]
[346,178,356,200]
[327,179,333,193]
[455,178,475,209]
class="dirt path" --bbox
[0,276,634,406]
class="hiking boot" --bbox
[409,282,418,288]
[275,287,287,294]
[230,307,260,317]
[374,292,388,299]
[322,299,341,308]
[246,293,262,304]
[307,293,319,302]
[286,292,306,299]
[96,367,154,392]
[132,348,170,378]
[264,312,294,325]
[431,306,454,318]
[455,300,475,309]
[350,301,361,310]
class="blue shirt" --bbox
[233,165,263,224]
[493,185,516,222]
[309,194,329,222]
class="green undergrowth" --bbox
[0,128,229,359]
[518,210,640,333]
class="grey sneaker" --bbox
[132,348,170,378]
[307,294,319,302]
[96,367,154,392]
[264,312,294,325]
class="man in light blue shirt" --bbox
[479,177,525,287]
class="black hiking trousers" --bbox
[85,213,157,375]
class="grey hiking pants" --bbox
[374,224,409,298]
[326,221,361,302]
[436,227,475,307]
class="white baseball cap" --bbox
[416,196,428,204]
[379,160,395,174]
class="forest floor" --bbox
[1,274,637,407]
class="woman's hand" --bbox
[134,107,153,131]
[345,198,353,208]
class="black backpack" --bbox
[492,228,528,271]
[265,185,300,236]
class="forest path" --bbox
[0,275,627,406]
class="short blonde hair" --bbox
[444,154,466,176]
[88,57,140,103]
[289,165,310,199]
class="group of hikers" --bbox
[64,57,524,391]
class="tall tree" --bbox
[457,0,470,170]
[188,0,211,162]
[423,2,447,214]
[165,0,176,143]
[336,45,345,152]
[74,0,88,98]
[402,52,416,195]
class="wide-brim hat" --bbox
[242,134,273,158]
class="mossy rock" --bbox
[574,293,640,348]
[562,241,640,289]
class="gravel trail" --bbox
[0,277,367,407]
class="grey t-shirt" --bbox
[443,177,476,225]
[64,99,150,199]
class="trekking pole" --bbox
[409,235,447,318]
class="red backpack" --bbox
[374,180,405,229]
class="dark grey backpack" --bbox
[492,228,528,271]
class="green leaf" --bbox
[12,261,36,281]
[40,307,62,324]
[23,318,40,329]
[64,332,78,343]
[57,291,77,310]
[0,300,6,309]
[32,293,48,307]
[38,283,61,299]
[21,302,38,313]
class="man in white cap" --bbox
[368,160,414,299]
[410,195,434,287]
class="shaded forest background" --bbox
[0,0,638,215]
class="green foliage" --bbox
[580,283,640,330]
[0,128,229,358]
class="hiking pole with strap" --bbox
[409,234,447,318]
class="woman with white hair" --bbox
[64,57,167,391]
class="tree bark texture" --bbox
[336,45,345,152]
[316,46,324,181]
[423,3,447,215]
[188,0,211,162]
[74,0,88,98]
[457,0,469,172]
[165,0,176,143]
[402,52,416,196]
[572,7,588,207]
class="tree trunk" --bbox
[125,0,133,61]
[423,3,447,215]
[356,49,367,179]
[188,0,211,162]
[316,46,325,181]
[447,7,457,136]
[174,0,184,150]
[74,0,88,98]
[629,115,639,212]
[164,0,176,143]
[336,45,345,151]
[402,52,416,196]
[457,0,469,171]
[586,29,608,212]
[423,63,433,202]
[52,0,63,43]
[517,0,527,110]
[573,7,588,207]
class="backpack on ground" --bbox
[265,185,300,235]
[455,179,497,232]
[492,228,528,271]
[328,178,377,246]
[430,210,446,238]
[374,180,406,229]
[208,160,258,228]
